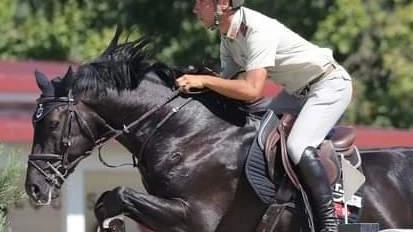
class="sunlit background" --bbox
[0,0,412,231]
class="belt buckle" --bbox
[295,63,337,98]
[296,85,310,98]
[324,62,336,75]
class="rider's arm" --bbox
[199,41,266,102]
[201,68,267,102]
[209,28,276,101]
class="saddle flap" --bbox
[280,114,295,135]
[257,110,281,150]
[318,141,340,185]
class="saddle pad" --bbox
[245,134,277,204]
[333,178,364,223]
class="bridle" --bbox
[28,92,97,190]
[28,88,192,203]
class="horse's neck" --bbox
[86,80,257,158]
[92,81,170,119]
[85,82,179,142]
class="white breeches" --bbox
[268,66,353,164]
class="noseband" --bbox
[28,89,191,188]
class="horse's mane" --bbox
[63,28,251,125]
[71,39,160,96]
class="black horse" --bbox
[25,32,413,232]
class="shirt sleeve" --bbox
[244,28,278,71]
[220,41,242,79]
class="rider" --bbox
[177,0,353,231]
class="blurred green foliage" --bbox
[0,145,26,232]
[0,0,412,128]
[314,0,413,128]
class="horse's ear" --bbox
[62,66,74,88]
[35,70,54,97]
[63,66,73,79]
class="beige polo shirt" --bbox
[220,7,336,94]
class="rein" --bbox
[95,89,192,167]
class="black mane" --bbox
[71,38,175,97]
[60,31,250,125]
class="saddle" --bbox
[257,111,359,186]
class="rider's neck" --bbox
[218,11,234,35]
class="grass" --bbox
[0,144,27,232]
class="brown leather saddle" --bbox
[255,111,360,232]
[259,112,358,187]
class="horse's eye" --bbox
[48,121,60,130]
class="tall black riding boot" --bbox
[297,146,338,232]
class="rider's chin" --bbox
[199,18,211,27]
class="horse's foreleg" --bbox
[94,186,189,232]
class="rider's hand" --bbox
[176,74,206,93]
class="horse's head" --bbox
[25,68,101,205]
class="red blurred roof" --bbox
[0,60,73,93]
[0,116,33,143]
[1,115,412,147]
[0,60,412,147]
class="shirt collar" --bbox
[225,8,243,40]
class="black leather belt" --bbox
[297,63,337,96]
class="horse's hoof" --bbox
[108,219,126,232]
[102,214,125,232]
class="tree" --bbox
[1,0,412,128]
[1,0,131,61]
[313,0,413,128]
